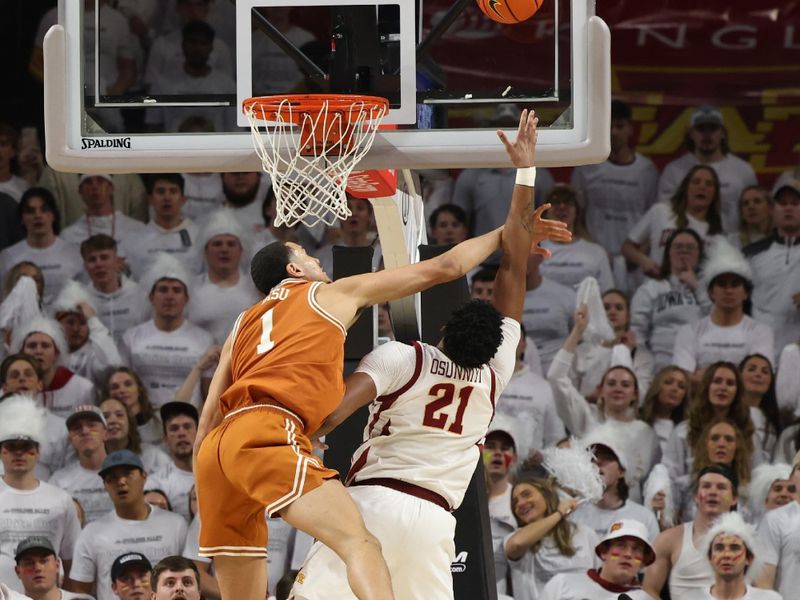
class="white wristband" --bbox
[515,166,536,187]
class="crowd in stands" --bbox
[2,2,800,599]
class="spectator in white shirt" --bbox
[729,186,773,250]
[100,367,163,447]
[13,536,94,600]
[11,317,95,420]
[739,354,780,464]
[122,254,214,409]
[657,105,758,233]
[747,463,794,525]
[64,450,188,600]
[538,185,614,292]
[683,512,783,600]
[61,176,146,248]
[0,125,30,202]
[99,397,170,476]
[630,228,711,371]
[189,210,261,344]
[428,204,469,246]
[49,406,112,524]
[672,238,774,381]
[52,281,123,386]
[624,165,724,277]
[0,188,82,306]
[639,366,691,458]
[80,235,146,349]
[150,556,201,600]
[0,395,81,594]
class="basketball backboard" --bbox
[44,0,610,173]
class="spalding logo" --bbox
[450,550,468,573]
[81,137,132,150]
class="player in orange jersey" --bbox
[194,110,569,600]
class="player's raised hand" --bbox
[497,108,538,168]
[529,203,572,257]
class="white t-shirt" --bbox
[495,364,565,462]
[120,219,200,280]
[48,462,113,524]
[41,370,96,421]
[147,461,195,522]
[70,506,187,600]
[671,315,775,373]
[140,444,172,476]
[0,238,83,306]
[505,523,600,600]
[182,173,224,222]
[658,152,758,233]
[539,239,615,292]
[539,571,653,600]
[571,153,659,255]
[757,500,800,599]
[488,485,515,596]
[144,30,234,90]
[67,317,123,386]
[0,479,81,594]
[0,175,30,202]
[628,202,713,265]
[572,500,660,544]
[87,277,147,349]
[188,273,261,344]
[522,279,576,373]
[348,317,520,510]
[682,585,783,600]
[60,212,147,248]
[251,25,316,93]
[122,319,214,408]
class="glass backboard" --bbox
[44,0,609,173]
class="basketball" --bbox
[477,0,544,24]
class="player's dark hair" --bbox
[182,19,215,43]
[610,99,632,121]
[251,241,293,294]
[441,300,504,369]
[0,353,43,385]
[692,464,739,496]
[145,173,185,195]
[670,164,723,235]
[151,556,199,591]
[19,187,61,235]
[428,203,467,231]
[659,228,705,279]
[80,234,117,259]
[470,267,498,285]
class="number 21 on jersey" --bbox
[423,383,474,434]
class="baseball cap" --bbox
[79,173,113,186]
[595,519,656,566]
[65,405,107,430]
[773,178,800,200]
[485,415,518,451]
[690,105,724,128]
[110,552,152,582]
[160,401,199,427]
[14,536,56,562]
[99,449,145,479]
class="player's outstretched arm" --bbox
[316,226,503,328]
[311,372,378,439]
[194,333,233,462]
[493,109,570,321]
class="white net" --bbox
[245,97,388,227]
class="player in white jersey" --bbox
[290,111,571,599]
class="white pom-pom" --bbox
[575,277,614,344]
[0,276,41,331]
[542,442,604,503]
[643,463,674,527]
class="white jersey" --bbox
[0,238,83,306]
[671,315,775,373]
[539,239,615,292]
[657,152,758,233]
[571,153,659,255]
[122,319,214,408]
[539,571,653,600]
[0,479,81,594]
[48,462,113,524]
[682,586,783,600]
[346,317,520,510]
[757,501,800,600]
[628,203,714,266]
[70,506,187,600]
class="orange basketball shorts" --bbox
[196,404,339,558]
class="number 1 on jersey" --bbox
[257,308,275,355]
[423,383,474,434]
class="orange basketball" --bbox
[477,0,544,24]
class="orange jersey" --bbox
[220,278,346,434]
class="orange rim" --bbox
[243,94,389,123]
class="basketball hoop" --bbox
[243,94,389,227]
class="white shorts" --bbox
[290,484,457,600]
